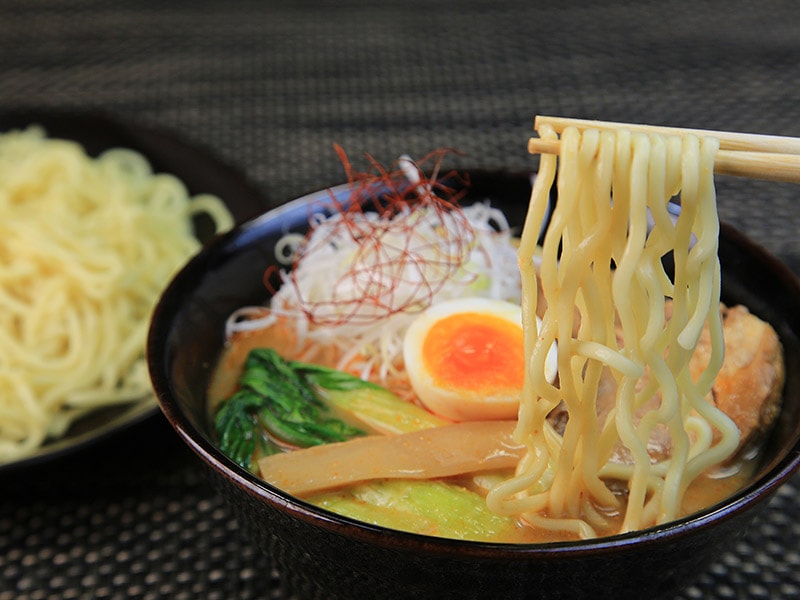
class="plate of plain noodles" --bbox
[0,110,268,473]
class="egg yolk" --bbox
[421,312,525,394]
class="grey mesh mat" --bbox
[1,1,800,598]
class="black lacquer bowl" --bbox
[148,170,800,600]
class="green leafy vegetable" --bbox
[214,348,365,472]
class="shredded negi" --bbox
[225,149,521,385]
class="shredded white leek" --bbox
[226,202,521,386]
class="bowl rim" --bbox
[148,171,800,557]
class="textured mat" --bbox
[1,1,800,598]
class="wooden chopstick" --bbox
[534,116,800,154]
[528,116,800,184]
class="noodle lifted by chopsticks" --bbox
[487,124,740,538]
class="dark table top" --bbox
[2,1,800,598]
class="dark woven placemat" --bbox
[1,1,800,598]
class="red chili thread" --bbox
[264,147,476,326]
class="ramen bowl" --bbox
[147,169,800,600]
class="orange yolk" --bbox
[421,312,525,394]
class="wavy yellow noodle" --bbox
[488,125,739,538]
[0,126,231,461]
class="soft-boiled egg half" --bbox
[403,297,557,421]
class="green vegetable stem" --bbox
[293,362,449,435]
[311,479,519,541]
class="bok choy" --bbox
[213,347,446,472]
[214,348,365,471]
[310,479,520,542]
